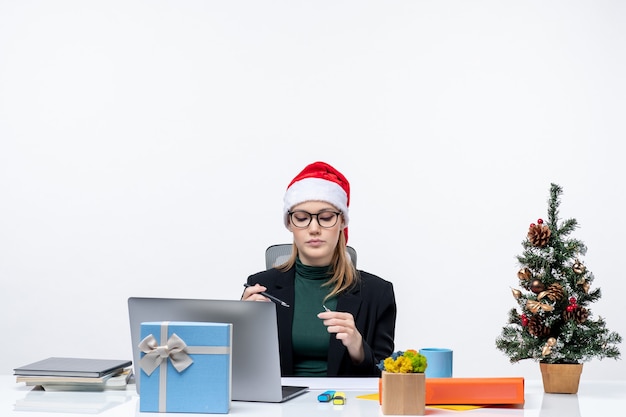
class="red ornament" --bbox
[566,305,575,312]
[569,297,576,304]
[530,223,536,228]
[537,218,544,224]
[521,314,529,326]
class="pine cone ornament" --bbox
[538,283,565,302]
[528,224,551,247]
[527,315,551,337]
[563,306,589,324]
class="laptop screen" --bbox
[127,297,303,402]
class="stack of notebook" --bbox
[14,357,133,391]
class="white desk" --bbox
[1,375,625,416]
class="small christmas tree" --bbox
[496,183,621,364]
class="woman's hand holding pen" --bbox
[242,283,270,302]
[318,310,365,365]
[241,283,290,307]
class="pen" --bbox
[243,283,290,308]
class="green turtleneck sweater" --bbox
[292,258,338,376]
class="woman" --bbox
[242,161,396,377]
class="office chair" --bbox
[265,244,357,269]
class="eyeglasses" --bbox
[288,210,342,229]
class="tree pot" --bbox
[539,362,583,394]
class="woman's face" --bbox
[288,200,344,267]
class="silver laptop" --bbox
[127,297,308,403]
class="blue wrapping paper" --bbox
[139,321,232,413]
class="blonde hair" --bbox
[278,229,358,301]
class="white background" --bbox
[1,1,625,380]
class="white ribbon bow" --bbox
[138,333,193,376]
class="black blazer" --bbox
[246,267,396,376]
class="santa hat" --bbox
[283,161,350,240]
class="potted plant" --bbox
[495,184,622,393]
[377,350,427,415]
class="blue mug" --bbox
[419,348,453,378]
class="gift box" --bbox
[139,321,232,413]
